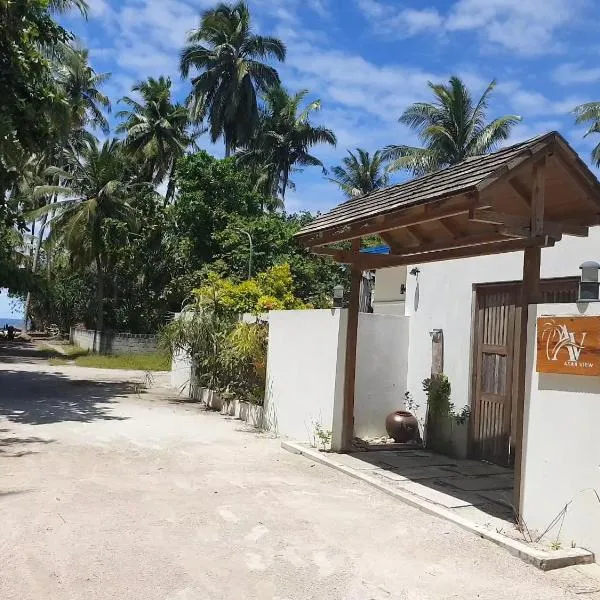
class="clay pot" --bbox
[385,410,419,443]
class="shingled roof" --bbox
[295,131,600,246]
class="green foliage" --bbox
[422,374,453,418]
[192,263,307,315]
[329,148,389,198]
[0,0,72,204]
[238,85,336,202]
[180,0,286,155]
[384,76,521,175]
[573,102,600,166]
[162,264,306,404]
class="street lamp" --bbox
[579,261,600,301]
[235,229,253,280]
[333,284,344,307]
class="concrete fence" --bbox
[263,309,410,450]
[70,327,158,354]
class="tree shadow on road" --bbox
[0,434,54,457]
[0,369,136,425]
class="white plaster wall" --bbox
[401,228,600,426]
[354,313,410,439]
[263,309,346,449]
[171,349,193,395]
[373,266,407,316]
[522,302,600,556]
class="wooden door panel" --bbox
[471,286,517,466]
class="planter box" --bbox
[221,398,238,417]
[193,387,223,411]
[426,414,469,459]
[238,402,264,428]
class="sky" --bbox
[3,0,600,317]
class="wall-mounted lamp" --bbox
[333,284,344,308]
[409,267,420,277]
[579,261,600,302]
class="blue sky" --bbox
[3,0,600,317]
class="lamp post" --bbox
[333,284,344,308]
[235,229,253,280]
[579,261,600,301]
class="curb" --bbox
[282,440,594,571]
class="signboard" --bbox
[536,316,600,376]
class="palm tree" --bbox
[329,148,389,198]
[180,1,286,157]
[117,76,197,203]
[55,47,111,135]
[573,102,600,166]
[29,140,139,336]
[239,86,337,205]
[384,77,521,175]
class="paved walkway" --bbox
[1,342,600,599]
[334,449,515,531]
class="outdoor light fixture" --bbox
[333,284,344,308]
[579,261,600,301]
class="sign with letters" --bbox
[536,316,600,376]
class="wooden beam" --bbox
[531,157,546,235]
[469,209,588,237]
[316,236,558,269]
[508,177,532,207]
[379,232,405,253]
[554,139,600,209]
[341,239,361,451]
[437,217,461,238]
[475,138,552,194]
[297,196,479,247]
[405,225,430,244]
[514,245,542,517]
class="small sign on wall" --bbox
[537,316,600,376]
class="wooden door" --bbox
[471,285,518,466]
[470,277,578,466]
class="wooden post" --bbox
[341,239,361,451]
[531,157,546,235]
[514,157,546,516]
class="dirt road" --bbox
[1,342,599,599]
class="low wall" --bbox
[263,309,347,450]
[70,327,157,355]
[263,309,411,448]
[354,313,410,439]
[522,303,600,558]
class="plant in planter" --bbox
[421,374,470,456]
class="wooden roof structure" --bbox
[296,131,600,269]
[301,131,600,506]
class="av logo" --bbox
[541,320,587,362]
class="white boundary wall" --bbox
[263,309,410,448]
[354,313,410,439]
[522,302,600,556]
[263,309,347,450]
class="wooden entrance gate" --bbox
[470,278,578,466]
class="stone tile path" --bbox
[343,449,516,528]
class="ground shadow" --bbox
[0,368,136,425]
[351,450,515,522]
[0,434,54,457]
[0,339,68,365]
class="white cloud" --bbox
[355,1,442,37]
[495,81,585,117]
[553,62,600,85]
[356,0,584,56]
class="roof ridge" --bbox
[334,131,557,210]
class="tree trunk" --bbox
[94,255,104,353]
[23,212,50,331]
[165,162,177,206]
[224,138,232,158]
